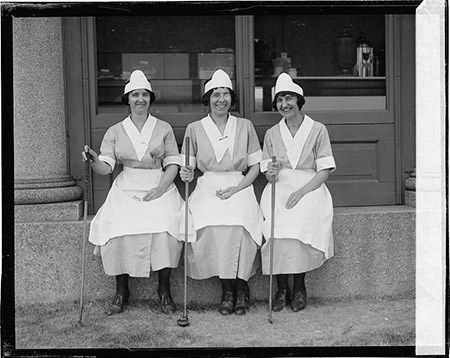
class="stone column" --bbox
[14,17,82,220]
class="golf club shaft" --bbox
[268,156,276,321]
[78,154,90,323]
[183,185,188,318]
[183,137,190,320]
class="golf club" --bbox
[78,149,92,325]
[177,137,190,327]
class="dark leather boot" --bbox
[234,291,250,315]
[272,288,290,312]
[218,291,235,315]
[159,293,176,314]
[290,289,307,312]
[105,290,130,315]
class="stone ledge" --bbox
[14,186,83,205]
[405,190,416,207]
[15,200,83,222]
[14,205,415,305]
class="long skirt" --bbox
[97,232,183,277]
[186,225,259,280]
[261,238,326,275]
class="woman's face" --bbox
[209,87,231,117]
[128,89,150,115]
[276,93,300,119]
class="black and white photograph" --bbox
[3,0,447,357]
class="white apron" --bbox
[187,171,263,246]
[89,167,184,246]
[260,168,333,259]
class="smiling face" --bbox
[128,89,150,115]
[276,92,301,119]
[209,87,231,117]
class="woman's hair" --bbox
[202,78,237,107]
[272,91,305,111]
[121,78,156,105]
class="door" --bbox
[247,14,398,206]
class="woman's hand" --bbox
[216,186,239,200]
[143,186,165,201]
[286,189,305,209]
[266,160,281,182]
[82,145,99,162]
[180,166,194,183]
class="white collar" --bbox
[122,115,157,161]
[201,114,236,163]
[279,115,314,169]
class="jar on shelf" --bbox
[335,27,355,76]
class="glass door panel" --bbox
[253,14,386,112]
[96,16,238,115]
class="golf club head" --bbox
[177,317,190,327]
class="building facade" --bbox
[11,3,419,304]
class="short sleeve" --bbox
[180,124,197,168]
[314,125,336,173]
[260,129,274,172]
[246,120,262,166]
[162,124,181,168]
[98,127,116,171]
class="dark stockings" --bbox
[236,278,249,295]
[220,278,249,295]
[220,278,235,293]
[115,274,129,296]
[293,273,306,293]
[158,268,172,295]
[276,274,289,290]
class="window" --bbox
[96,16,238,115]
[253,15,386,112]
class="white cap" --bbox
[124,70,153,94]
[274,73,304,97]
[204,69,233,94]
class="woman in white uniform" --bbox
[82,70,184,315]
[179,69,263,316]
[260,73,336,312]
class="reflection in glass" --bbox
[254,14,386,111]
[96,16,236,114]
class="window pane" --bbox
[254,15,386,111]
[96,16,237,114]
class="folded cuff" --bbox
[98,155,115,172]
[316,156,336,173]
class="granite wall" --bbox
[15,206,416,306]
